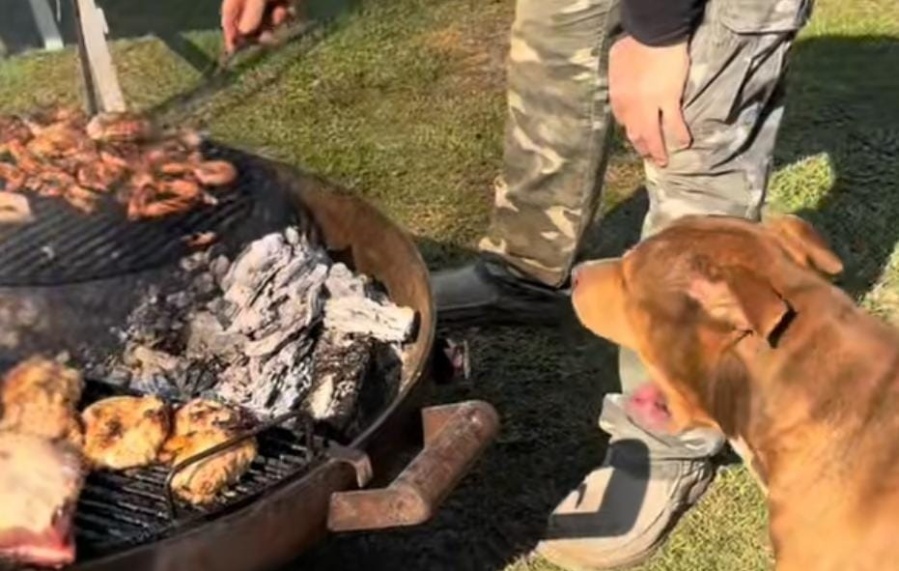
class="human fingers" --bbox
[237,0,270,36]
[631,106,668,167]
[660,100,692,152]
[221,0,243,53]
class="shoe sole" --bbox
[534,533,667,571]
[532,471,716,570]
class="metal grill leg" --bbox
[73,0,126,113]
[28,0,65,51]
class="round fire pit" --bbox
[0,145,499,571]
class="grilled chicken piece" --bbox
[25,122,90,159]
[0,191,34,224]
[0,357,85,448]
[85,112,155,143]
[76,160,124,192]
[2,106,238,221]
[63,185,101,215]
[0,162,27,193]
[0,432,84,568]
[193,161,237,187]
[81,396,171,470]
[159,399,257,505]
[0,115,34,147]
[5,139,44,175]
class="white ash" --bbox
[94,226,415,430]
[323,264,416,343]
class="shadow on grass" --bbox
[1,0,362,127]
[1,0,360,62]
[289,34,899,571]
[773,35,899,300]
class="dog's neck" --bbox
[722,279,899,498]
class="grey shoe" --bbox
[534,392,722,571]
[430,257,573,327]
[535,448,715,570]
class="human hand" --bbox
[221,0,295,54]
[609,36,692,167]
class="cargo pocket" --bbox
[718,0,813,34]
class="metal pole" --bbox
[72,0,126,114]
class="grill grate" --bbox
[71,380,325,559]
[0,145,340,568]
[0,144,260,287]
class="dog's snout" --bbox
[571,264,584,290]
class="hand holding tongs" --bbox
[70,0,309,118]
[70,0,127,116]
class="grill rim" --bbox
[3,146,437,571]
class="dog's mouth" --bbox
[625,383,673,434]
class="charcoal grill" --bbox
[0,145,499,571]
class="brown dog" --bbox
[571,214,899,571]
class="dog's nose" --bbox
[570,264,584,290]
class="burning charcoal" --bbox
[195,273,217,296]
[179,251,208,273]
[323,296,415,344]
[224,250,329,338]
[285,226,301,245]
[323,263,368,298]
[88,224,414,435]
[131,374,180,399]
[210,255,230,282]
[166,291,191,309]
[126,345,184,377]
[303,332,375,431]
[178,361,220,397]
[186,311,244,360]
[268,365,314,417]
[322,263,416,344]
[212,334,317,419]
[106,367,132,386]
[221,233,286,299]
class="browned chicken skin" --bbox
[0,107,238,224]
[0,191,33,224]
[159,399,257,505]
[81,396,171,470]
[0,357,85,449]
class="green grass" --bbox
[2,0,898,569]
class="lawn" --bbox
[1,0,898,569]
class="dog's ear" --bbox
[687,263,790,343]
[571,259,636,348]
[763,215,843,277]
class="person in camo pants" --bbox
[222,0,811,566]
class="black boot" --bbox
[430,257,573,328]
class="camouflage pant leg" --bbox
[617,0,813,456]
[640,0,813,238]
[478,0,620,288]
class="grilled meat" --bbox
[85,112,155,143]
[0,107,238,221]
[0,357,85,448]
[159,399,257,505]
[0,191,33,224]
[0,432,84,568]
[25,122,90,159]
[0,163,27,193]
[0,115,34,147]
[76,161,124,191]
[81,396,171,470]
[193,161,237,187]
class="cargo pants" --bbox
[479,0,812,458]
